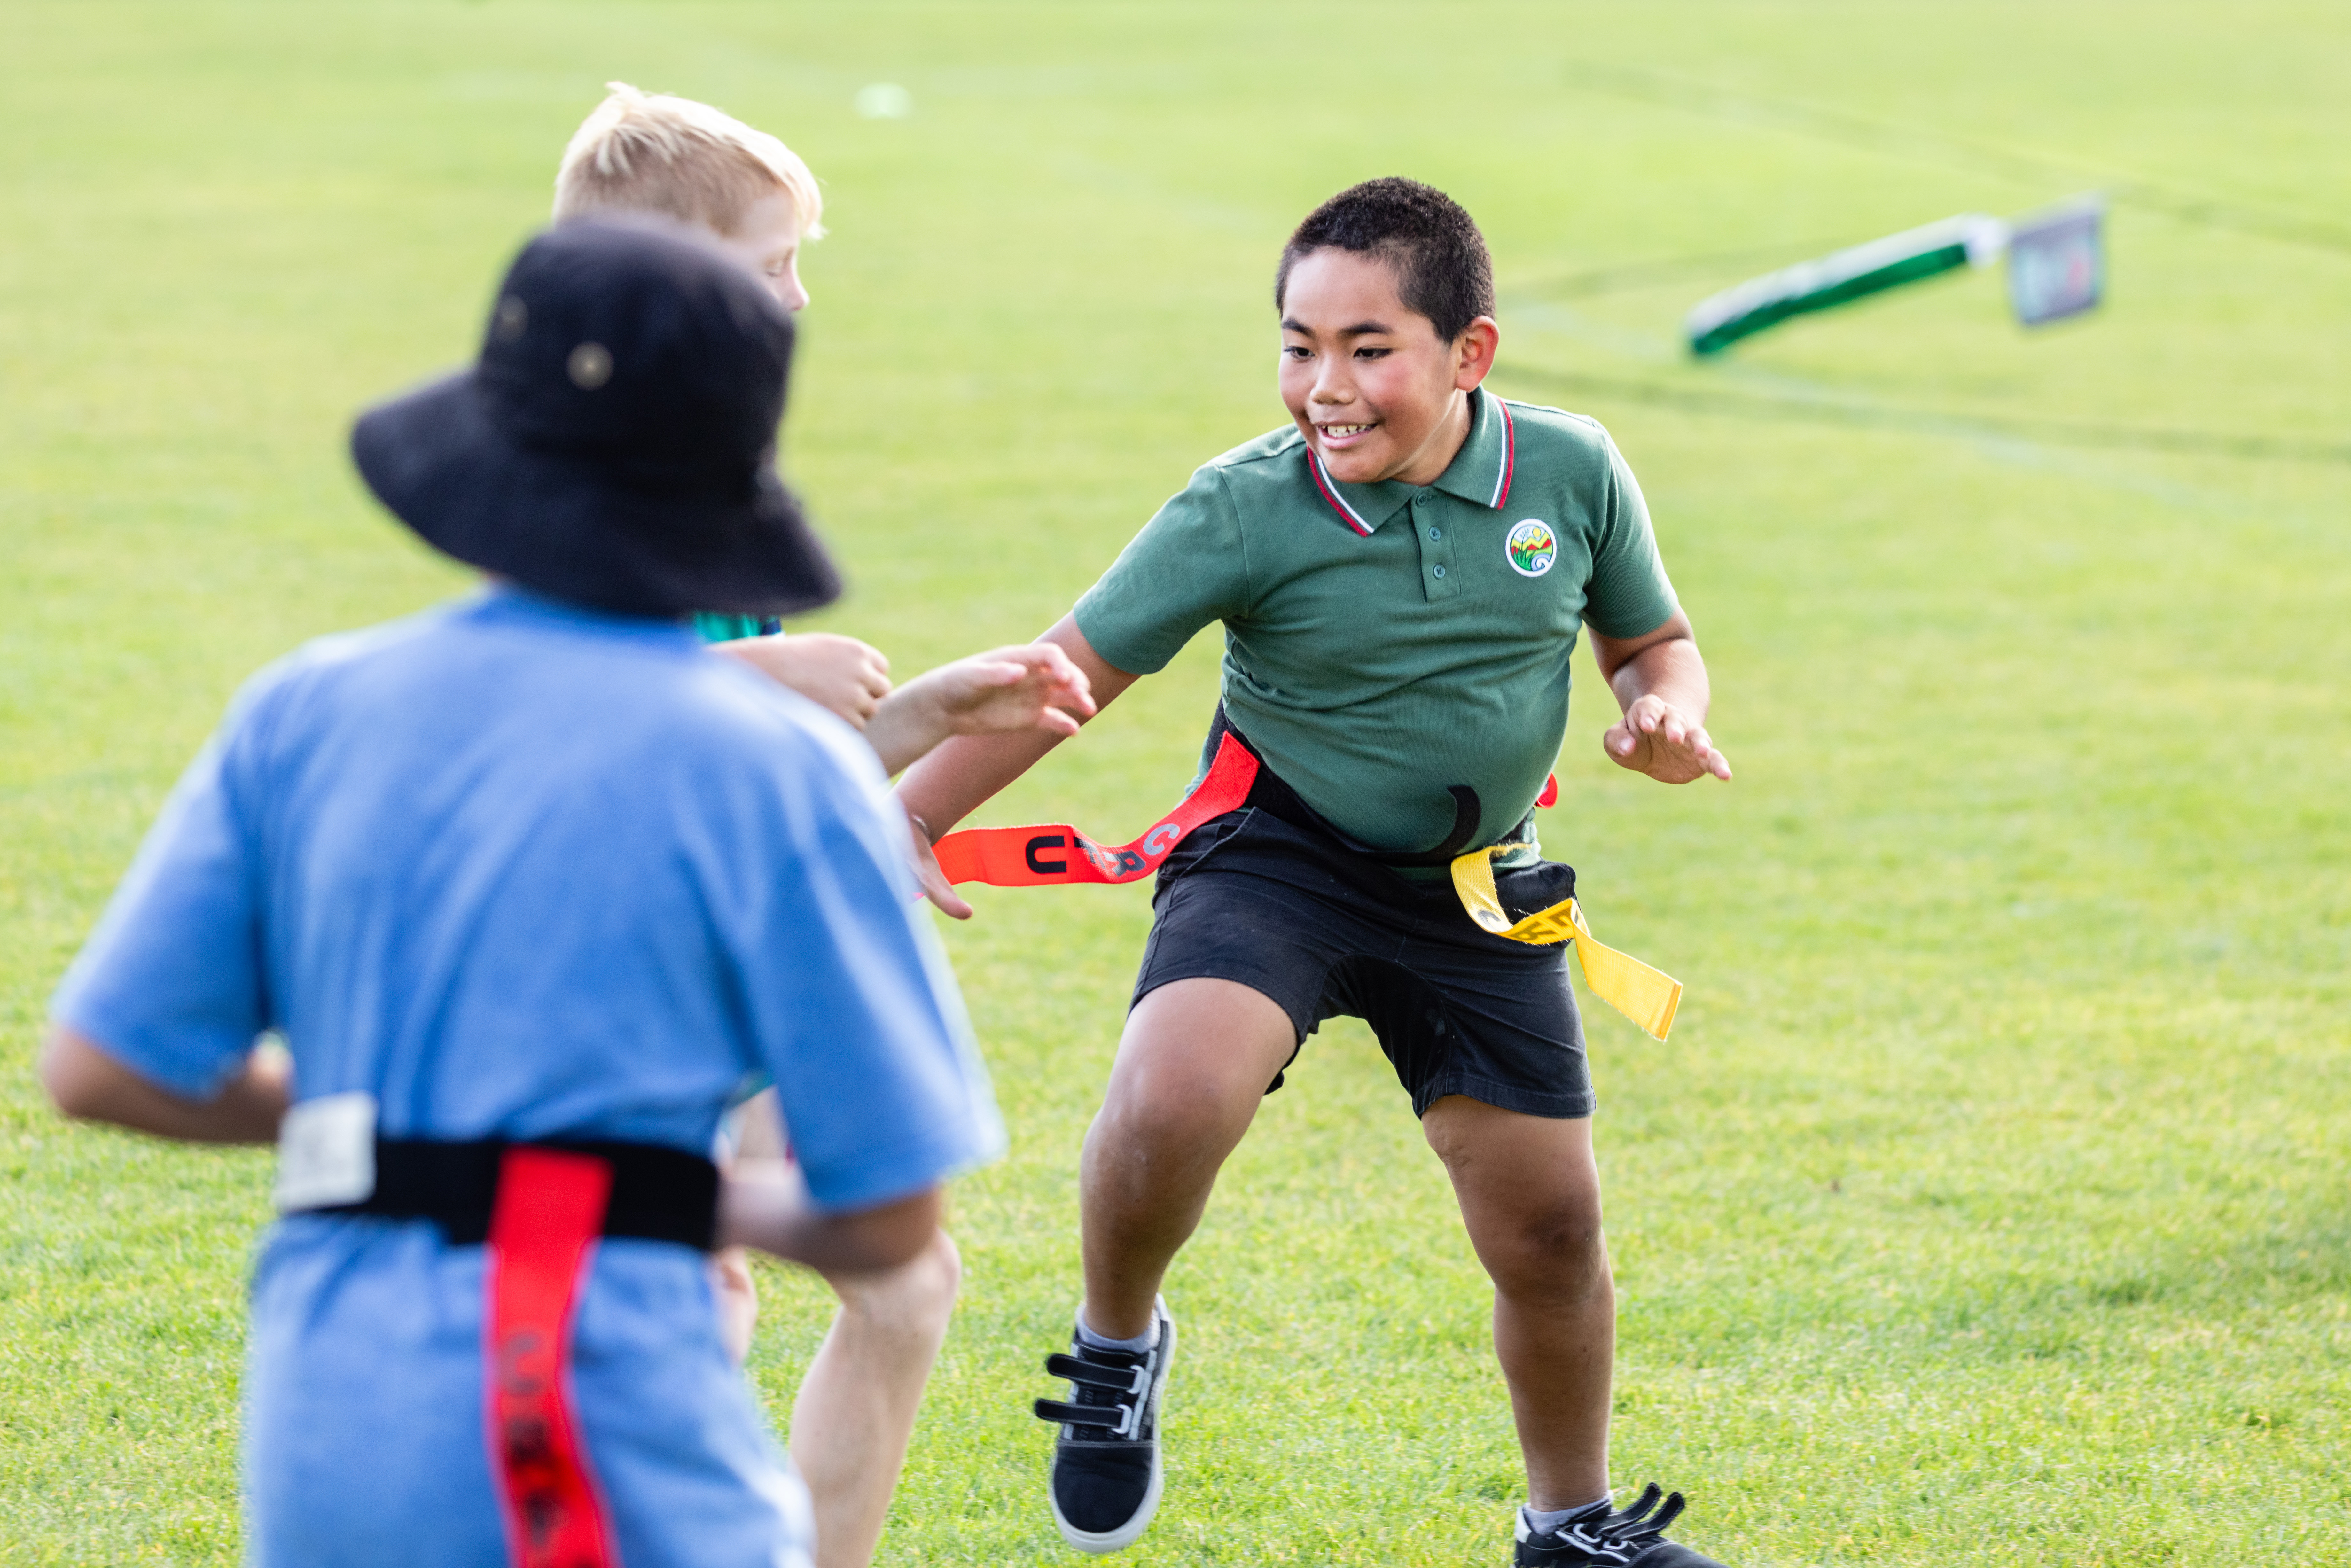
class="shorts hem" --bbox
[1410,1072,1595,1121]
[1133,959,1312,1047]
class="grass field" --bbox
[4,3,2348,1563]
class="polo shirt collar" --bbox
[1305,387,1517,537]
[1432,386,1517,510]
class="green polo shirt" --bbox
[1074,388,1678,855]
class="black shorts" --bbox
[1134,805,1594,1120]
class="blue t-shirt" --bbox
[51,586,1002,1568]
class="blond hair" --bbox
[553,82,824,240]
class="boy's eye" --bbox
[1354,347,1389,360]
[1282,345,1313,360]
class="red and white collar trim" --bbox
[1307,448,1377,537]
[1488,395,1517,510]
[1306,392,1515,538]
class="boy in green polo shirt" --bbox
[899,179,1732,1565]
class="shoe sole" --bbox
[1048,1304,1175,1554]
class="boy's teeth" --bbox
[1324,424,1371,437]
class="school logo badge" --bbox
[1506,519,1557,577]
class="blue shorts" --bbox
[1134,804,1594,1120]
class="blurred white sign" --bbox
[2009,200,2105,326]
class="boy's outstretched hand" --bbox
[1604,693,1732,783]
[866,644,1096,777]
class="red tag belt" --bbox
[932,731,1261,886]
[484,1147,620,1568]
[930,733,1559,888]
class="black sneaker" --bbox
[1031,1298,1175,1553]
[1514,1484,1728,1567]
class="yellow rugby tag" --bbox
[1448,846,1683,1042]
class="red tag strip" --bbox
[933,731,1260,887]
[485,1147,619,1568]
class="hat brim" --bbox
[351,371,841,619]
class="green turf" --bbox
[4,3,2347,1563]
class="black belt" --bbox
[302,1137,720,1250]
[1206,705,1533,869]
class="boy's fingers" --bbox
[908,829,975,920]
[920,879,975,920]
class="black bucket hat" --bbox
[352,216,841,618]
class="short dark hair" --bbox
[1275,178,1495,342]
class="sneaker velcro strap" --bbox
[1034,1397,1137,1437]
[1043,1352,1149,1393]
[1035,1397,1140,1438]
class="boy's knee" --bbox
[906,1227,962,1317]
[832,1227,960,1333]
[1100,1086,1236,1151]
[1476,1193,1610,1298]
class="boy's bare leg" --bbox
[1079,978,1298,1339]
[789,1231,962,1568]
[722,1088,964,1568]
[1422,1096,1613,1509]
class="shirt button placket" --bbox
[1413,492,1458,601]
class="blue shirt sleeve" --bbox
[50,688,275,1100]
[711,716,1004,1211]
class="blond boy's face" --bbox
[711,191,810,312]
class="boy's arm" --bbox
[718,1164,942,1273]
[1588,609,1732,783]
[40,1023,290,1143]
[896,615,1141,918]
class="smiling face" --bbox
[1278,248,1499,488]
[710,191,811,312]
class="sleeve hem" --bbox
[1072,597,1173,677]
[1582,593,1682,643]
[797,1126,1008,1213]
[51,1005,247,1103]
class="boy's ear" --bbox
[1453,316,1501,391]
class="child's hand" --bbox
[716,633,893,728]
[1604,694,1732,783]
[918,644,1097,739]
[906,818,975,921]
[867,645,1098,776]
